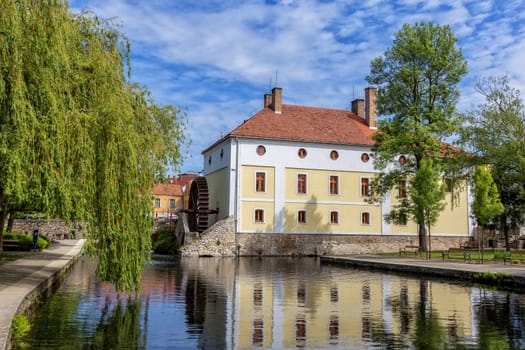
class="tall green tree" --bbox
[0,1,186,291]
[472,166,504,226]
[462,76,525,249]
[410,158,446,251]
[366,21,467,250]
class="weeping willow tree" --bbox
[0,0,186,292]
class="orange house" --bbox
[152,183,184,220]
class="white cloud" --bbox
[69,0,525,171]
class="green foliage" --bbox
[11,314,31,340]
[410,158,446,228]
[0,1,187,291]
[462,76,525,235]
[366,22,467,248]
[473,272,507,286]
[152,229,179,254]
[473,166,504,225]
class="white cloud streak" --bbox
[70,0,525,172]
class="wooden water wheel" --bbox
[185,176,218,233]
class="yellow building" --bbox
[202,87,472,238]
[152,182,183,220]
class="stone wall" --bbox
[237,233,466,256]
[180,216,467,256]
[11,219,84,239]
[180,216,236,256]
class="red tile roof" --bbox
[152,183,183,197]
[228,104,376,146]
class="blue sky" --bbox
[69,0,525,174]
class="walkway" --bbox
[321,255,525,288]
[0,239,85,350]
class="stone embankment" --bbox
[180,216,466,256]
[180,217,236,256]
[0,239,86,350]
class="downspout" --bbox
[233,137,240,255]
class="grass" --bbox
[391,249,525,263]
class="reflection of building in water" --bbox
[230,260,476,349]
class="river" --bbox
[26,255,525,349]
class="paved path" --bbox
[321,255,525,288]
[0,239,85,350]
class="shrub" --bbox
[494,250,510,260]
[152,229,179,254]
[11,314,31,340]
[3,232,49,251]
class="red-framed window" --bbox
[361,212,370,225]
[297,210,307,223]
[329,175,339,195]
[254,209,264,223]
[255,172,266,192]
[330,211,339,224]
[361,177,370,197]
[297,174,307,194]
[398,180,407,199]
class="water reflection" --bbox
[27,256,525,349]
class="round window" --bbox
[361,153,370,163]
[298,148,307,158]
[399,155,406,164]
[256,145,266,156]
[330,150,339,160]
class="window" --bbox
[297,210,307,224]
[297,174,307,194]
[330,150,339,160]
[361,212,370,225]
[398,180,407,199]
[168,199,176,208]
[154,198,161,208]
[329,175,339,195]
[445,178,453,193]
[252,319,264,346]
[329,315,339,341]
[256,145,266,156]
[361,177,370,197]
[399,213,408,226]
[399,155,406,164]
[330,211,339,224]
[361,153,370,162]
[255,172,266,192]
[298,148,307,158]
[254,209,264,223]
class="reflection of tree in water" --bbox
[365,279,448,349]
[91,296,145,349]
[185,275,207,332]
[476,291,524,350]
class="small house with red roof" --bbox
[201,87,472,242]
[152,182,183,220]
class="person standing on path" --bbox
[32,229,39,251]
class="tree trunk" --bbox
[419,223,428,252]
[0,198,9,253]
[7,210,16,233]
[503,219,510,251]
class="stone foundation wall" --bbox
[11,219,85,239]
[237,233,466,256]
[180,216,468,256]
[180,216,236,256]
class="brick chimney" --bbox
[365,87,377,128]
[351,98,364,119]
[264,93,272,108]
[271,87,282,113]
